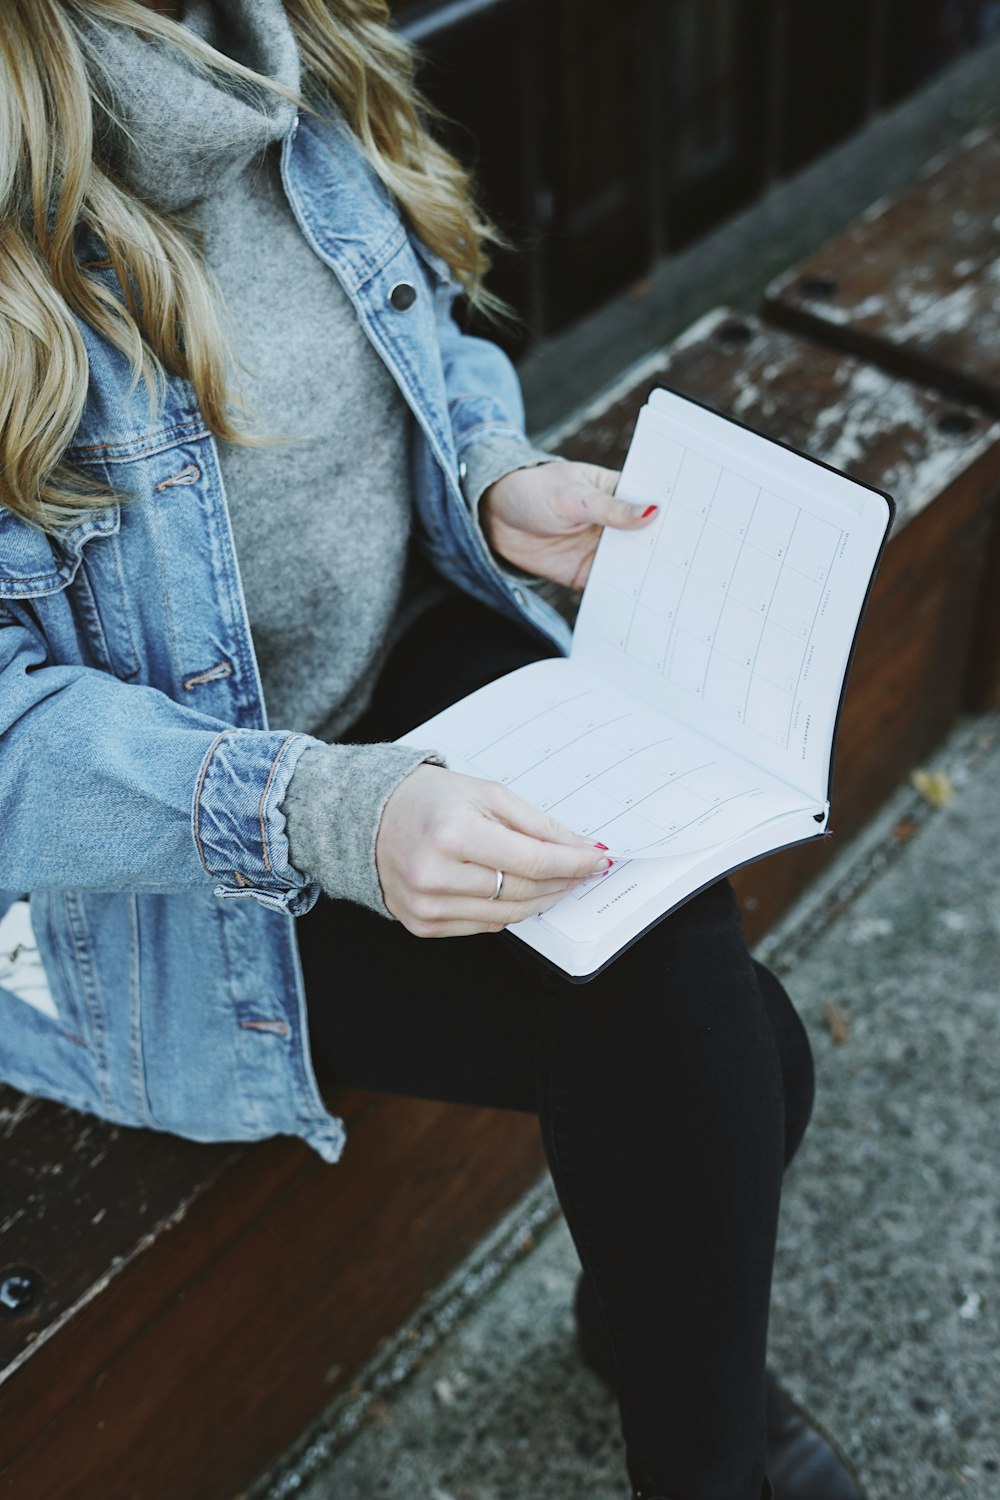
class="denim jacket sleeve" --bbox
[433,280,533,461]
[0,604,321,914]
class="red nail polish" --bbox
[641,504,658,519]
[594,842,609,851]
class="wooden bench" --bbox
[0,1081,544,1498]
[763,125,1000,416]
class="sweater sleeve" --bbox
[281,741,445,917]
[458,432,563,585]
[458,432,556,513]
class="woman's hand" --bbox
[480,461,657,590]
[376,764,613,938]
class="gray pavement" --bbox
[261,713,1000,1500]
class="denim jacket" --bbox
[0,108,571,1162]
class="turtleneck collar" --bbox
[81,0,301,214]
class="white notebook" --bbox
[400,387,893,978]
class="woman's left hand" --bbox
[480,461,656,591]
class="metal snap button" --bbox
[512,588,526,607]
[458,461,468,481]
[388,281,417,312]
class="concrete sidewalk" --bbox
[259,713,1000,1500]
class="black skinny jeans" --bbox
[297,595,815,1500]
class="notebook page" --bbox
[572,395,891,800]
[398,657,817,860]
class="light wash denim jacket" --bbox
[0,108,571,1162]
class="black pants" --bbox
[298,595,815,1500]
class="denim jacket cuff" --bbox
[193,728,323,915]
[448,392,528,455]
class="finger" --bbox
[403,886,575,940]
[466,819,613,883]
[463,889,582,926]
[558,473,658,533]
[584,488,659,531]
[481,781,602,850]
[444,866,587,902]
[417,887,577,938]
[559,462,621,496]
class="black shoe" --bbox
[575,1277,863,1500]
[764,1371,863,1500]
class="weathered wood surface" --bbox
[551,307,1000,936]
[764,126,1000,414]
[968,506,1000,711]
[0,1084,544,1498]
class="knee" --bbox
[752,961,815,1164]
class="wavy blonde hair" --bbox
[0,0,497,531]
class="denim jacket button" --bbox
[458,461,468,481]
[388,281,417,312]
[512,587,526,607]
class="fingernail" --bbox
[594,857,614,872]
[594,842,609,851]
[641,504,658,519]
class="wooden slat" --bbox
[0,1087,544,1498]
[774,0,879,175]
[552,307,1000,938]
[662,0,773,251]
[764,126,1000,414]
[967,500,1000,712]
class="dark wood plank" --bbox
[0,1088,368,1453]
[764,126,1000,414]
[662,0,773,251]
[550,307,1000,939]
[966,500,1000,712]
[0,1089,544,1498]
[878,0,986,107]
[537,0,660,332]
[774,0,879,175]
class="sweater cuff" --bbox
[458,432,558,513]
[281,742,444,918]
[459,434,562,586]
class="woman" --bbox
[0,3,861,1497]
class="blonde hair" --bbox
[0,0,497,530]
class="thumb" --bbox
[563,468,658,532]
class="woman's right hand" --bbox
[376,764,613,938]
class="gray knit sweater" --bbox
[83,0,545,915]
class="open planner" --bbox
[399,388,894,978]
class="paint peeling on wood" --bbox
[0,1096,39,1141]
[765,126,1000,414]
[1,1182,203,1388]
[554,308,1000,535]
[0,1080,239,1381]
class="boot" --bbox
[576,1276,863,1500]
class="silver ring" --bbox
[490,868,505,901]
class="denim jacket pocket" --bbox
[0,502,140,679]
